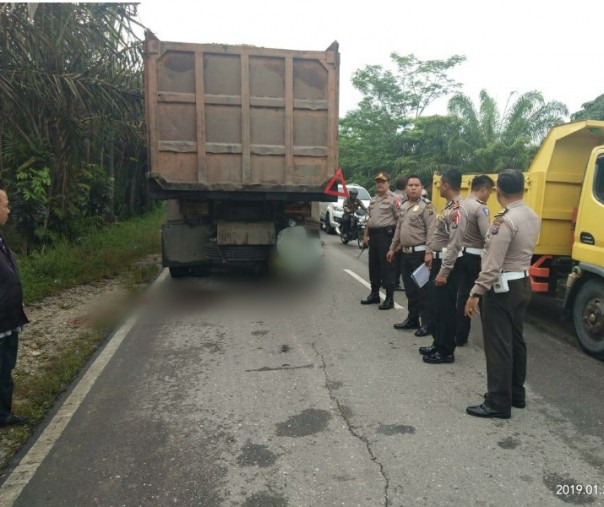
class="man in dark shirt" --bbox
[0,189,29,426]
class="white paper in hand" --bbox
[411,263,430,288]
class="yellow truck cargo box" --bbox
[432,120,604,256]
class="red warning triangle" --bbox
[323,167,348,197]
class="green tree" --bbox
[0,2,147,251]
[391,114,462,186]
[447,90,568,173]
[571,94,604,121]
[339,53,466,188]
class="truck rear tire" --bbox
[572,279,604,359]
[169,266,190,278]
[191,265,210,277]
[324,212,334,234]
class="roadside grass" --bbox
[9,330,102,446]
[0,206,164,471]
[20,205,164,304]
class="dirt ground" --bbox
[0,255,163,468]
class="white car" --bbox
[320,184,371,234]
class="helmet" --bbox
[349,188,358,196]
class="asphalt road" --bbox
[1,233,603,506]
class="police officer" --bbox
[393,175,409,204]
[360,171,400,310]
[341,188,367,237]
[420,169,467,364]
[387,175,435,336]
[455,175,495,346]
[393,176,409,291]
[465,169,540,419]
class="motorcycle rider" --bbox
[341,188,367,238]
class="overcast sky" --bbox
[138,0,604,119]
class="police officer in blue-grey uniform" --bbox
[465,169,540,419]
[360,171,401,310]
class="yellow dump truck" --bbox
[143,32,339,276]
[432,120,604,359]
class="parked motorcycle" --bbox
[340,208,368,247]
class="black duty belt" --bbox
[369,226,394,235]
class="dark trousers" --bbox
[0,332,19,418]
[368,230,396,291]
[455,253,482,344]
[401,251,430,325]
[481,278,532,411]
[341,213,351,235]
[430,258,460,356]
[394,251,402,287]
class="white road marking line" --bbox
[0,268,171,506]
[343,269,404,310]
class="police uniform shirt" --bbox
[428,195,468,276]
[367,191,400,229]
[394,189,409,205]
[390,198,435,252]
[462,194,490,248]
[470,200,540,296]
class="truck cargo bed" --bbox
[432,120,604,256]
[144,32,340,201]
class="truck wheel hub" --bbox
[583,298,604,337]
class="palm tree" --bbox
[340,53,466,187]
[447,89,568,173]
[571,94,604,121]
[0,3,146,250]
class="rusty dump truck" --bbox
[143,32,339,276]
[433,120,604,359]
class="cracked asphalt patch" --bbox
[314,343,391,506]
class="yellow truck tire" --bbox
[572,279,604,360]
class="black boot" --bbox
[414,324,431,337]
[379,289,394,310]
[361,290,380,305]
[393,317,420,330]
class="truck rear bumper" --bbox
[162,222,275,268]
[148,176,337,202]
